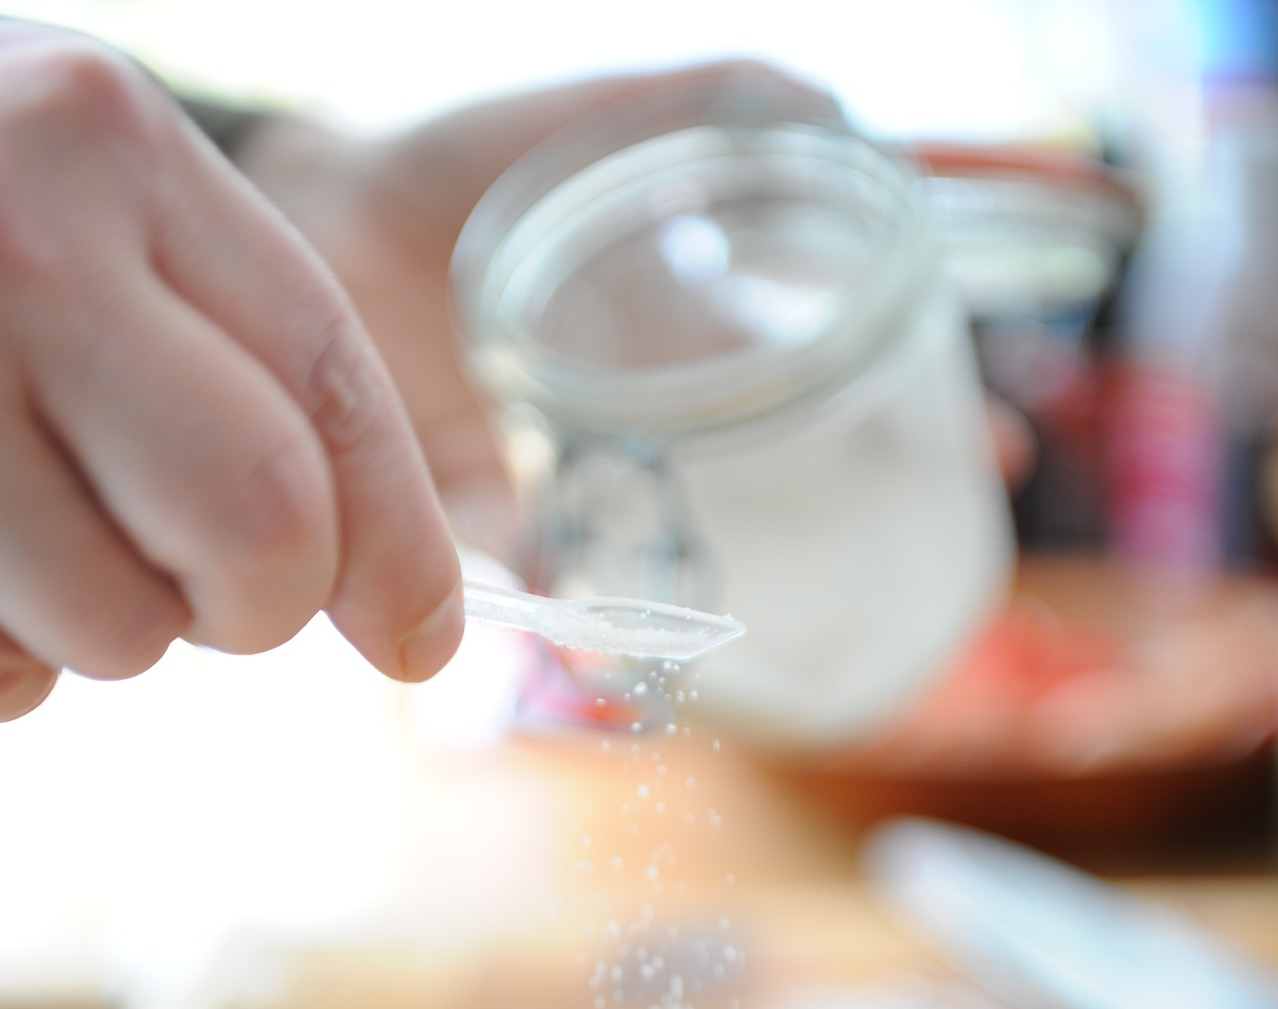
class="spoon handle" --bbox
[462,579,554,627]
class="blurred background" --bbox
[1,0,1276,1006]
[0,0,1167,140]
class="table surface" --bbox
[199,721,1278,1009]
[2,558,1274,1009]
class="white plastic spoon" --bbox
[462,580,746,662]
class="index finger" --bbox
[156,116,463,681]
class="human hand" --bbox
[234,61,842,554]
[0,23,462,721]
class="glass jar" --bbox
[451,80,1014,755]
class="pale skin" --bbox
[0,20,831,721]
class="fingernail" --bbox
[0,664,59,722]
[398,583,465,683]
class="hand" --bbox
[0,24,463,722]
[233,60,842,554]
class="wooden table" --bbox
[198,716,1278,1009]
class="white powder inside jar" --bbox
[679,294,1013,753]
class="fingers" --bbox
[22,269,342,656]
[0,397,189,680]
[314,206,522,558]
[149,126,463,679]
[0,24,460,711]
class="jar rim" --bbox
[451,83,934,440]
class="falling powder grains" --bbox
[569,660,744,1009]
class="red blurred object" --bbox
[765,554,1278,871]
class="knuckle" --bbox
[212,430,332,573]
[302,298,390,456]
[0,35,152,140]
[0,34,165,282]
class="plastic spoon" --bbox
[462,580,746,662]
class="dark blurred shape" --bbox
[914,143,1144,551]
